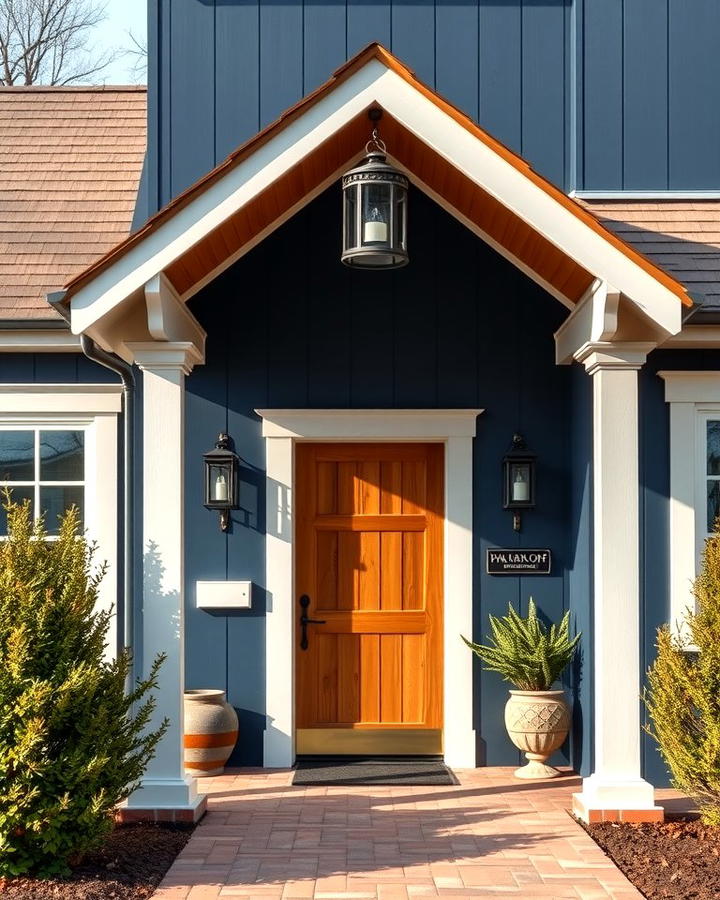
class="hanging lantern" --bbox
[341,113,409,270]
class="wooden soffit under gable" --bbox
[62,43,691,340]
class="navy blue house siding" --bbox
[146,0,720,216]
[183,185,591,769]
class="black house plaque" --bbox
[486,548,552,575]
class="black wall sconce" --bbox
[503,433,536,532]
[203,433,240,532]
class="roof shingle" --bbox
[579,200,720,320]
[0,86,146,320]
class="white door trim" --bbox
[256,408,482,768]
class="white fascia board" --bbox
[0,383,122,415]
[376,72,683,336]
[69,60,389,335]
[0,330,81,352]
[661,327,720,349]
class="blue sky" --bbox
[93,0,147,84]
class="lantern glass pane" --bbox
[362,183,391,245]
[510,463,531,503]
[209,463,231,503]
[344,184,357,250]
[395,191,406,249]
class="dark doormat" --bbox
[292,756,457,786]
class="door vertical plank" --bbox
[402,532,424,610]
[402,634,426,723]
[380,634,403,723]
[317,634,338,724]
[402,459,427,514]
[317,461,338,514]
[338,531,359,610]
[381,531,402,610]
[337,634,360,722]
[359,460,380,513]
[380,460,402,513]
[338,461,357,514]
[359,532,380,610]
[316,530,338,610]
[360,634,380,722]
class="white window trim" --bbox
[0,384,122,656]
[660,372,720,646]
[255,408,482,769]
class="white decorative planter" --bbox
[183,689,239,777]
[504,689,571,779]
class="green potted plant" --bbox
[463,598,580,779]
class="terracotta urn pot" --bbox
[504,689,571,779]
[183,689,239,777]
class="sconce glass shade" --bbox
[341,151,409,269]
[503,435,536,510]
[203,434,239,512]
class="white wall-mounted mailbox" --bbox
[196,581,252,610]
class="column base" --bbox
[120,775,206,823]
[573,775,664,824]
[116,793,207,824]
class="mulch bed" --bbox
[587,816,720,899]
[0,824,194,899]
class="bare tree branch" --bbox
[0,0,118,86]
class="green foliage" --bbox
[0,498,167,878]
[645,524,720,825]
[462,597,580,691]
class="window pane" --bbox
[0,431,34,481]
[708,421,720,475]
[708,480,720,533]
[40,431,84,481]
[40,486,84,536]
[0,486,33,535]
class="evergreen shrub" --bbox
[646,525,720,824]
[0,499,167,877]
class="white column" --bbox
[126,342,205,813]
[444,435,476,767]
[573,343,662,821]
[263,434,295,767]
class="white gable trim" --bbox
[68,59,684,339]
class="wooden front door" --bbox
[295,443,443,755]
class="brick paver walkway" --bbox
[152,767,644,899]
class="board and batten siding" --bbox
[146,0,720,217]
[183,185,588,769]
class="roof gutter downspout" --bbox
[46,293,135,682]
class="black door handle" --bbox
[299,594,326,650]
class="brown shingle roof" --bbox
[579,200,720,320]
[0,85,146,320]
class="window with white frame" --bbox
[0,385,122,654]
[0,428,85,536]
[661,372,720,637]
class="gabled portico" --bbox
[57,44,690,824]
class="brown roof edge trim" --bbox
[62,42,692,309]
